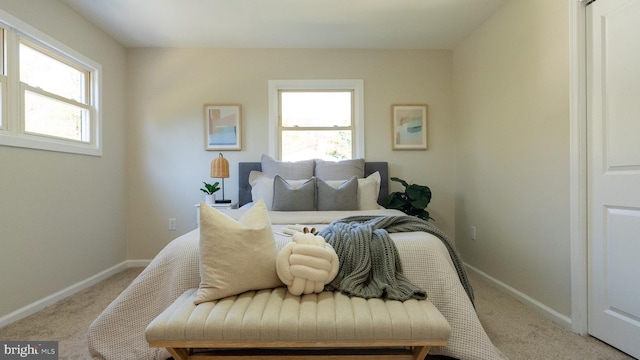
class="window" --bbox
[0,10,102,156]
[268,80,364,161]
[280,90,354,160]
[20,41,91,142]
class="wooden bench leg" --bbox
[412,345,431,360]
[166,347,188,360]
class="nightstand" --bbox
[195,202,238,226]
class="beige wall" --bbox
[126,48,456,259]
[1,0,576,328]
[453,0,571,316]
[0,0,127,319]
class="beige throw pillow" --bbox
[194,200,283,304]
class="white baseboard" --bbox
[126,259,152,267]
[0,260,150,328]
[465,262,573,330]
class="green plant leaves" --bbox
[200,181,220,194]
[391,177,409,188]
[385,177,432,221]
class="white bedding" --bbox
[88,209,506,360]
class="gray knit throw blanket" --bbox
[318,215,474,304]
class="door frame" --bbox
[569,0,589,335]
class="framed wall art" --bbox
[204,104,242,150]
[391,104,428,150]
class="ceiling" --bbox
[62,0,508,49]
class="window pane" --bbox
[282,130,352,161]
[24,90,88,142]
[281,91,352,127]
[20,43,86,103]
[0,29,5,76]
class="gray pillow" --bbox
[272,175,316,211]
[315,158,365,180]
[261,154,314,180]
[317,176,359,211]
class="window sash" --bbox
[280,90,353,128]
[278,90,355,160]
[0,76,6,130]
[0,12,102,156]
[269,79,364,160]
[22,85,91,143]
[0,28,5,76]
[19,38,90,105]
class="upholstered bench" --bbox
[145,287,450,360]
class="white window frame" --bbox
[0,9,102,156]
[0,76,6,132]
[268,79,364,159]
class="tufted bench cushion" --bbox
[146,288,450,360]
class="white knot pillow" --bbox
[276,230,339,295]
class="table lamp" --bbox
[210,153,231,203]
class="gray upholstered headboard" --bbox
[238,162,389,207]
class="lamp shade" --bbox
[210,153,229,178]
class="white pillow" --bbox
[326,171,381,210]
[249,171,314,211]
[195,200,283,304]
[249,171,274,209]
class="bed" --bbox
[87,158,507,360]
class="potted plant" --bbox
[200,181,220,205]
[384,177,432,221]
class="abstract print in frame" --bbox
[204,104,242,150]
[391,104,428,150]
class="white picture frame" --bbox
[391,104,428,150]
[204,104,242,151]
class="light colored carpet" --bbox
[468,271,635,360]
[0,268,143,360]
[0,267,635,360]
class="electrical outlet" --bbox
[470,226,477,241]
[169,218,177,231]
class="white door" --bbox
[587,0,640,358]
